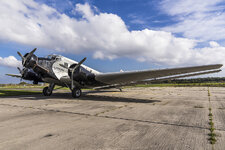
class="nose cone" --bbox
[18,48,37,68]
[24,54,38,68]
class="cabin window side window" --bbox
[64,62,68,68]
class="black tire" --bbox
[72,88,82,98]
[43,87,52,96]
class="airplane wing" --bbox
[93,69,221,90]
[5,74,22,78]
[95,64,223,85]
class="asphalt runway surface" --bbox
[0,87,225,150]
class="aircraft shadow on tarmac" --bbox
[18,91,161,104]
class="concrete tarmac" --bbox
[0,87,225,150]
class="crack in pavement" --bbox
[1,103,225,131]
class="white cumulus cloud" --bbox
[209,41,220,47]
[0,0,224,69]
[0,56,21,68]
[160,0,225,41]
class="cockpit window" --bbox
[52,56,56,60]
[47,55,52,59]
[46,55,61,61]
[56,57,61,61]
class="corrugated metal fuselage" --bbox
[37,55,106,88]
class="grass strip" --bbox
[0,89,41,97]
[207,88,217,145]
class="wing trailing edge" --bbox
[93,69,222,90]
[95,64,223,84]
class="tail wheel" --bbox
[43,87,52,96]
[72,88,82,98]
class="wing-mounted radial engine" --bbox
[68,57,96,85]
[17,67,42,84]
[67,57,87,86]
[68,63,87,84]
[66,57,88,98]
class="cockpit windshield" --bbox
[46,55,61,61]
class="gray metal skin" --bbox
[17,52,107,98]
[8,48,223,98]
[29,55,106,88]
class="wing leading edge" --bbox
[93,69,221,90]
[95,64,223,84]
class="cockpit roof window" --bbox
[46,55,61,60]
[47,55,53,59]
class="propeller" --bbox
[17,67,25,81]
[17,67,22,74]
[17,52,24,60]
[17,48,37,66]
[71,57,86,89]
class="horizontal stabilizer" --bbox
[5,74,22,78]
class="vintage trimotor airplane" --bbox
[6,48,223,98]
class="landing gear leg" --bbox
[72,87,82,98]
[43,83,55,96]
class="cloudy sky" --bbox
[1,0,225,83]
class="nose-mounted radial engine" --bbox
[17,48,38,69]
[17,48,42,84]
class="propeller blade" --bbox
[71,57,86,89]
[17,67,24,81]
[77,57,86,66]
[17,52,25,65]
[23,48,37,66]
[29,48,37,56]
[72,57,86,72]
[25,48,37,60]
[70,57,86,71]
[17,51,24,59]
[17,67,22,74]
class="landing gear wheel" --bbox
[43,87,52,96]
[72,88,82,98]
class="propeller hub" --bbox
[24,54,38,68]
[17,48,37,68]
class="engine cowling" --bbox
[22,68,42,83]
[68,64,87,82]
[23,53,38,68]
